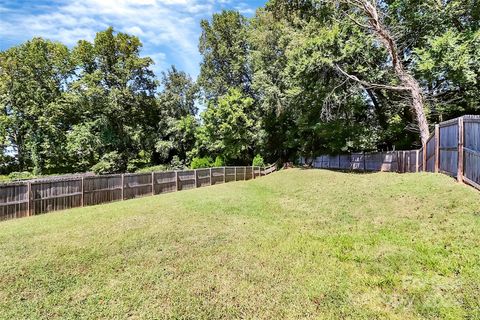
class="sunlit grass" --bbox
[1,169,479,319]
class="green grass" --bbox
[1,169,480,319]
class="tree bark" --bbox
[349,0,431,144]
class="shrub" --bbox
[91,151,123,174]
[7,171,35,180]
[214,155,225,167]
[190,157,213,169]
[252,154,265,167]
[170,156,185,170]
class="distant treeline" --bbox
[1,0,479,175]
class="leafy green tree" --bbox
[155,67,199,165]
[198,88,259,164]
[68,27,158,173]
[199,10,252,99]
[0,37,74,174]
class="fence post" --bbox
[363,152,366,171]
[27,181,32,216]
[151,172,155,195]
[458,117,464,182]
[435,124,440,173]
[223,167,226,183]
[243,167,246,180]
[415,150,419,173]
[194,169,197,188]
[81,176,84,206]
[121,174,125,200]
[175,171,179,191]
[252,166,255,179]
[423,143,427,172]
[209,168,212,185]
[234,167,237,181]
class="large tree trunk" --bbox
[354,0,431,144]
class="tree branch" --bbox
[335,65,410,92]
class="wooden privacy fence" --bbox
[300,150,420,173]
[301,115,480,191]
[0,165,277,221]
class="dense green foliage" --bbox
[1,170,480,318]
[190,157,213,169]
[252,154,265,167]
[1,1,480,174]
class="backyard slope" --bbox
[1,169,479,319]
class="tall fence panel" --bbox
[154,171,177,194]
[177,170,196,191]
[0,183,29,220]
[211,168,225,185]
[439,119,459,176]
[31,178,83,215]
[418,147,424,172]
[83,175,122,206]
[123,173,153,200]
[463,116,480,188]
[235,167,246,181]
[225,167,236,182]
[196,169,211,188]
[425,135,436,172]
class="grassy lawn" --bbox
[1,169,479,319]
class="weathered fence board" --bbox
[439,121,458,176]
[31,178,83,215]
[177,170,197,191]
[154,171,177,194]
[196,169,211,188]
[225,167,236,182]
[123,173,153,200]
[426,134,436,172]
[0,183,29,220]
[83,175,122,206]
[463,116,480,188]
[211,168,224,185]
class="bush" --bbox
[190,157,213,169]
[214,155,225,167]
[91,151,123,174]
[127,151,151,172]
[252,154,265,167]
[8,171,35,180]
[170,156,185,170]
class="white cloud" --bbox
[0,0,259,78]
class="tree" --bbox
[336,0,430,144]
[68,27,158,173]
[0,38,74,174]
[250,8,298,162]
[197,88,259,164]
[155,66,199,165]
[198,10,252,99]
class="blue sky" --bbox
[0,0,266,78]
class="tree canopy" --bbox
[1,1,480,174]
